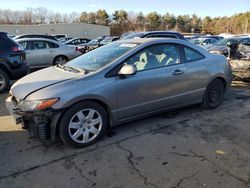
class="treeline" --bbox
[0,8,249,36]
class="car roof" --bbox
[16,38,59,43]
[0,32,7,35]
[142,31,181,34]
[118,38,211,56]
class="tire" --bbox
[0,69,10,93]
[202,79,225,109]
[59,101,108,148]
[53,55,68,65]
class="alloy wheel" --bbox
[68,109,103,144]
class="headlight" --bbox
[19,98,59,112]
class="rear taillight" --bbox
[75,47,80,52]
[12,46,23,52]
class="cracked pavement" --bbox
[0,85,250,188]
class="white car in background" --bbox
[16,38,81,68]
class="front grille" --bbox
[27,117,50,140]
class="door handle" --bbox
[172,69,185,75]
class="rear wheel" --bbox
[59,101,108,148]
[0,69,10,93]
[53,56,68,65]
[202,79,225,109]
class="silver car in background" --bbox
[6,38,232,148]
[189,37,218,47]
[16,38,81,68]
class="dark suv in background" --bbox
[121,31,185,40]
[0,32,28,92]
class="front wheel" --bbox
[0,69,10,93]
[59,101,108,148]
[202,79,225,109]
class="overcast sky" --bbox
[1,0,250,17]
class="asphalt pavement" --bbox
[0,86,250,188]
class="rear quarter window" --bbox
[184,47,205,62]
[48,42,59,48]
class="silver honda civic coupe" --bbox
[6,38,233,148]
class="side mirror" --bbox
[118,64,137,76]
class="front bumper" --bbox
[5,96,63,141]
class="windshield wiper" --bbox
[56,64,84,73]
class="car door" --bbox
[19,41,34,67]
[181,46,210,102]
[47,41,60,65]
[30,40,51,67]
[115,44,191,120]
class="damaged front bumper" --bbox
[5,95,63,141]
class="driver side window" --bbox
[124,44,180,71]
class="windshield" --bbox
[100,37,113,44]
[189,38,204,45]
[88,37,104,45]
[65,39,75,44]
[214,39,228,46]
[66,42,138,72]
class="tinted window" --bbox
[19,41,30,50]
[33,41,50,50]
[240,38,250,45]
[48,42,59,48]
[80,39,89,43]
[125,44,180,71]
[210,39,218,44]
[184,47,204,62]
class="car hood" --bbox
[206,45,227,51]
[11,66,83,100]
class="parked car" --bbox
[17,38,81,68]
[200,35,224,41]
[184,35,200,40]
[0,32,28,93]
[53,34,67,40]
[58,37,73,43]
[236,36,250,59]
[99,36,120,46]
[78,36,107,53]
[64,38,90,46]
[6,38,232,147]
[121,31,185,40]
[205,38,239,58]
[14,34,57,41]
[189,37,218,47]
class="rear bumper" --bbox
[5,96,63,141]
[9,62,29,80]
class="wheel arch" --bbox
[206,74,227,90]
[51,98,113,142]
[53,55,69,65]
[0,63,11,79]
